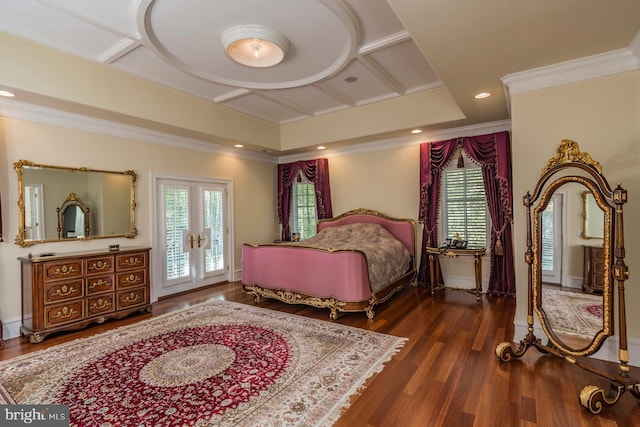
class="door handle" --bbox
[198,234,207,248]
[189,234,194,249]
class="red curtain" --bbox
[277,158,333,241]
[418,131,515,296]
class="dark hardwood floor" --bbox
[2,281,639,426]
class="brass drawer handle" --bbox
[122,273,140,284]
[51,306,79,320]
[90,260,111,270]
[89,278,111,289]
[123,292,141,303]
[122,256,142,267]
[90,298,111,310]
[52,284,77,297]
[53,265,77,276]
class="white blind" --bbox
[203,189,224,272]
[292,182,317,240]
[164,187,190,280]
[541,200,555,271]
[443,168,487,248]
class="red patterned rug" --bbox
[0,301,405,426]
[542,288,604,339]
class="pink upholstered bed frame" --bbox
[241,209,417,319]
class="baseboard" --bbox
[2,316,22,341]
[440,274,489,293]
[513,320,640,367]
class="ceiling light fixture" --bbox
[474,92,491,99]
[221,25,289,68]
[234,144,244,148]
[411,129,422,134]
[0,90,16,97]
[317,146,326,150]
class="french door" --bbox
[155,177,232,298]
[541,192,563,284]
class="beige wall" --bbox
[511,70,640,343]
[0,117,277,325]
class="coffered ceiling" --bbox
[1,0,639,155]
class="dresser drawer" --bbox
[43,260,83,282]
[86,275,115,295]
[86,256,114,275]
[116,288,148,310]
[45,301,84,327]
[116,252,147,271]
[45,279,84,303]
[87,295,115,317]
[117,270,147,289]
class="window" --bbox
[442,166,488,248]
[291,181,317,240]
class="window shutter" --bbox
[444,168,487,247]
[292,182,317,240]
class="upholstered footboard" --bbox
[241,209,417,319]
[242,262,415,320]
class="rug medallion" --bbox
[0,301,405,426]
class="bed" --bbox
[241,209,417,319]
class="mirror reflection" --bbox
[582,191,604,239]
[534,177,611,354]
[57,193,90,238]
[15,160,137,247]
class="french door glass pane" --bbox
[164,186,190,281]
[541,200,555,272]
[203,189,224,272]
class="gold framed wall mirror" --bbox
[14,160,137,247]
[496,140,639,413]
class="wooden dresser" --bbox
[583,245,605,293]
[19,247,151,343]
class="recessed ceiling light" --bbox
[411,129,422,134]
[474,92,491,99]
[317,146,326,150]
[234,144,244,148]
[0,90,16,97]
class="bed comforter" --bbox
[287,222,411,292]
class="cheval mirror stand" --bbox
[495,140,640,414]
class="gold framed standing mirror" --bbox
[14,160,137,247]
[496,140,639,414]
[533,177,612,356]
[57,192,90,239]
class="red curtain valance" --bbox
[277,158,332,241]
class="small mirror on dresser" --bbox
[495,139,640,414]
[14,160,137,247]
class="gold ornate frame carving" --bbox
[14,160,137,247]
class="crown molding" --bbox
[502,47,640,95]
[0,98,277,163]
[278,119,512,163]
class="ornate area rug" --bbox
[543,288,603,338]
[0,301,405,426]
